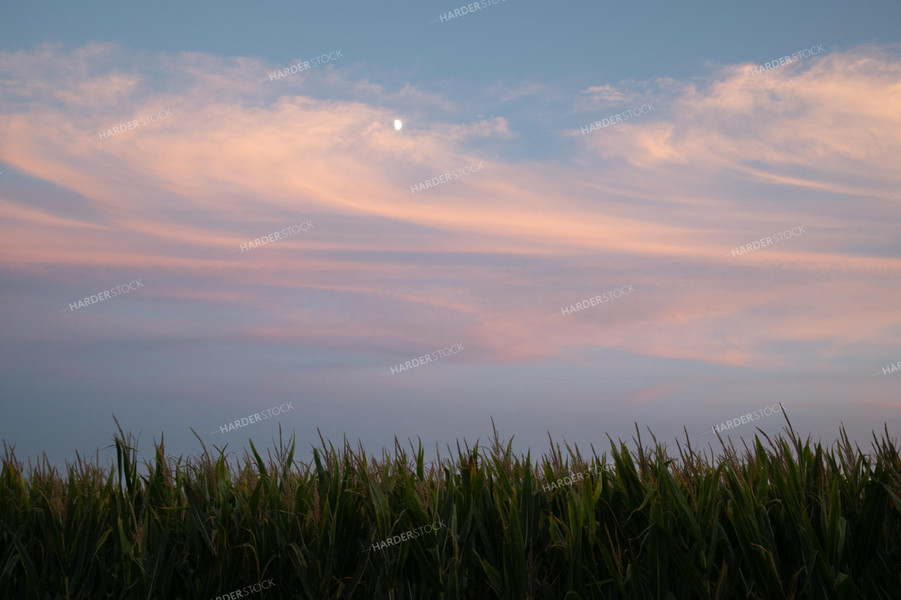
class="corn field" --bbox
[1,415,900,599]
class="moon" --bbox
[394,119,403,131]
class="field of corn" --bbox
[2,415,900,599]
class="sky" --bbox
[1,0,900,469]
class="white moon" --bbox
[394,119,403,131]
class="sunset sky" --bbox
[1,0,900,467]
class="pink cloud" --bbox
[1,43,900,371]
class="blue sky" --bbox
[1,0,900,468]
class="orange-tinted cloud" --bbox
[1,42,900,373]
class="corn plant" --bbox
[1,413,899,599]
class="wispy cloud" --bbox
[1,42,900,376]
